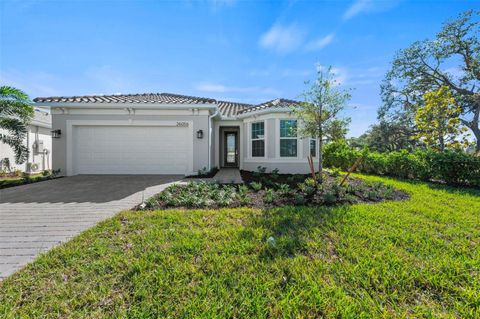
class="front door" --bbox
[224,131,238,167]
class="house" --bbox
[0,109,52,173]
[33,93,318,176]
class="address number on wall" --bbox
[176,122,189,127]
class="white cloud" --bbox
[305,33,335,51]
[342,0,401,21]
[259,24,306,54]
[343,0,370,20]
[195,82,280,95]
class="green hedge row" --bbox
[323,141,480,187]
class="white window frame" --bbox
[249,121,266,159]
[309,138,317,158]
[278,119,299,158]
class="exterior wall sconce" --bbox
[51,129,61,138]
[196,130,204,139]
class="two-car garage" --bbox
[71,124,193,175]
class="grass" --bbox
[0,175,479,318]
[0,173,54,189]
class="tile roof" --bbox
[237,98,300,115]
[33,93,301,117]
[33,93,216,104]
[217,100,253,117]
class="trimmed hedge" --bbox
[323,141,480,187]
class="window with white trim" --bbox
[310,139,316,157]
[280,119,297,157]
[251,121,265,157]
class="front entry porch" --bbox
[213,168,243,184]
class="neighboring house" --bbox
[33,93,318,176]
[0,109,52,173]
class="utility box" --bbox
[34,140,44,153]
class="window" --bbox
[310,139,317,157]
[251,122,265,157]
[280,119,297,157]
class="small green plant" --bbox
[257,166,267,174]
[250,181,263,192]
[383,187,394,199]
[237,184,248,195]
[271,168,280,180]
[298,179,316,197]
[286,176,296,184]
[294,193,306,205]
[344,183,358,195]
[322,192,337,205]
[367,190,378,200]
[304,178,317,188]
[264,189,275,203]
[253,166,267,178]
[278,184,291,196]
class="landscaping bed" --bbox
[0,170,60,189]
[143,171,409,209]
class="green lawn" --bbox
[1,175,479,318]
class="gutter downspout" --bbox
[208,107,221,171]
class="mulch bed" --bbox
[141,171,409,210]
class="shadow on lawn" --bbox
[248,205,349,260]
[425,182,480,197]
[357,173,480,197]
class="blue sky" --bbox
[0,0,474,136]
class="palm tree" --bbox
[0,86,34,164]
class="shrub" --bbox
[323,141,480,187]
[278,184,291,196]
[264,189,275,203]
[250,181,263,192]
[149,181,238,208]
[294,193,306,205]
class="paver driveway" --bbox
[0,175,182,279]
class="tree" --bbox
[379,10,480,151]
[414,86,470,151]
[368,121,418,152]
[348,121,419,152]
[0,86,34,164]
[292,65,351,183]
[325,118,350,142]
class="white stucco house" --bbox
[0,109,52,173]
[33,93,318,176]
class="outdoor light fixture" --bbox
[197,130,204,139]
[51,129,61,138]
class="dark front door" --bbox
[224,131,238,167]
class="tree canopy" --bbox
[379,10,480,151]
[414,86,470,151]
[0,86,34,164]
[292,65,351,182]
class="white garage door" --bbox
[73,125,191,174]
